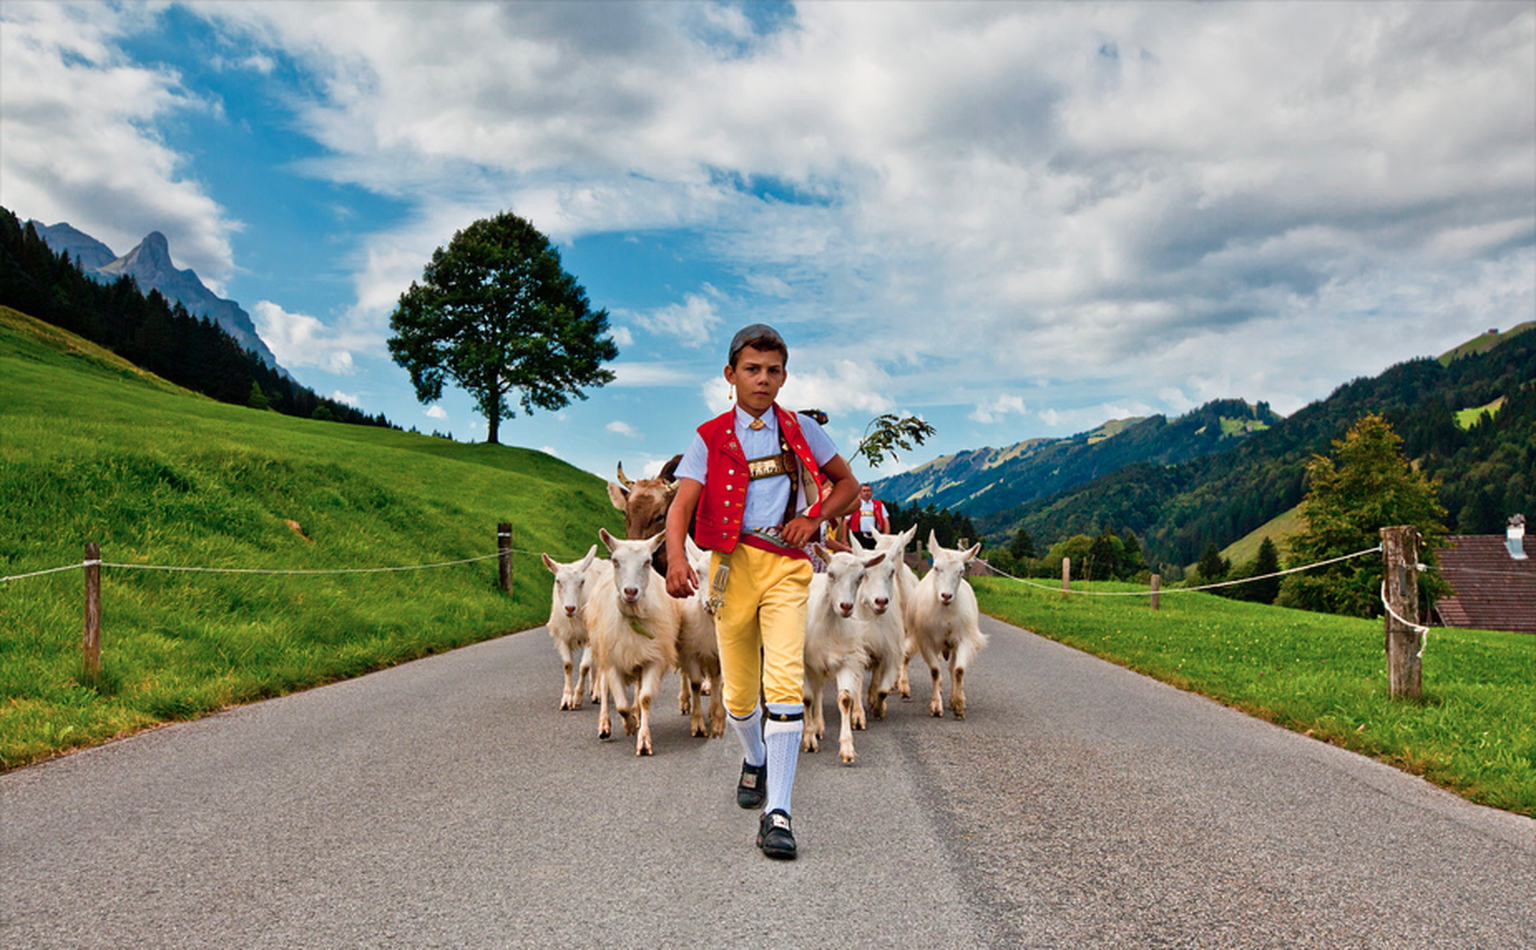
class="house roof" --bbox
[1432,535,1536,634]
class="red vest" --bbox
[848,499,887,533]
[693,405,825,556]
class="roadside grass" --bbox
[973,577,1536,818]
[1,307,620,770]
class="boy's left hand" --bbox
[781,515,821,548]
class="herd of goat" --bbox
[537,465,988,760]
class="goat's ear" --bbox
[684,534,704,559]
[599,527,619,552]
[541,553,559,573]
[901,525,917,548]
[812,543,831,562]
[647,530,667,552]
[607,481,629,510]
[848,531,866,553]
[577,545,598,571]
[928,529,943,555]
[962,543,981,561]
[863,551,887,568]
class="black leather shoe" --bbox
[756,809,796,860]
[736,760,766,809]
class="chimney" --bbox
[1508,514,1527,560]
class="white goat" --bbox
[870,526,922,699]
[540,545,609,710]
[587,528,680,756]
[674,535,726,738]
[803,545,887,764]
[904,530,988,719]
[850,524,916,720]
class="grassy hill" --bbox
[0,306,621,770]
[1438,321,1536,364]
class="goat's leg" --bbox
[896,635,916,699]
[573,645,591,710]
[612,670,638,737]
[597,664,613,740]
[707,668,726,738]
[635,664,665,756]
[949,637,980,719]
[689,677,707,737]
[835,666,861,764]
[801,676,821,753]
[919,642,944,717]
[556,640,577,710]
[849,663,868,732]
[677,666,693,716]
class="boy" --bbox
[665,324,860,860]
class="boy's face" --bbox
[724,344,786,417]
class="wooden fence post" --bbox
[1061,557,1071,598]
[83,542,101,682]
[1380,525,1422,700]
[497,523,513,595]
[1150,574,1160,611]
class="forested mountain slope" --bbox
[976,329,1535,567]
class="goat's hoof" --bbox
[929,705,943,718]
[839,745,856,764]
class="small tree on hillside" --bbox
[387,211,618,444]
[1196,542,1230,585]
[1278,413,1448,618]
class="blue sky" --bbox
[3,1,1533,484]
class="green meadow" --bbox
[973,577,1536,818]
[0,306,620,770]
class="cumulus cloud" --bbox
[8,1,1530,473]
[970,394,1028,425]
[425,405,448,420]
[0,2,239,286]
[606,420,639,437]
[251,300,365,374]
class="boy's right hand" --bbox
[665,556,697,599]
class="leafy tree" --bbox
[1278,413,1448,618]
[1245,536,1282,605]
[387,211,618,444]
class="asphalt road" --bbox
[3,615,1532,949]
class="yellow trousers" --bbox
[711,544,811,717]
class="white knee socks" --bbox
[729,706,766,768]
[762,702,803,816]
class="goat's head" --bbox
[926,529,980,607]
[542,545,599,618]
[600,526,665,608]
[684,534,713,608]
[857,525,914,615]
[814,545,887,618]
[607,461,678,541]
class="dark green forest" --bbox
[978,332,1535,570]
[0,207,394,429]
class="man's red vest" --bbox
[692,404,825,555]
[848,499,887,533]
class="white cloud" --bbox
[0,2,239,286]
[330,390,360,407]
[251,300,364,374]
[630,286,724,345]
[425,405,448,420]
[969,394,1028,424]
[606,420,639,437]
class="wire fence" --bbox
[980,545,1384,597]
[1,545,558,586]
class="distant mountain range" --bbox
[31,221,286,376]
[874,399,1281,518]
[872,325,1533,569]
